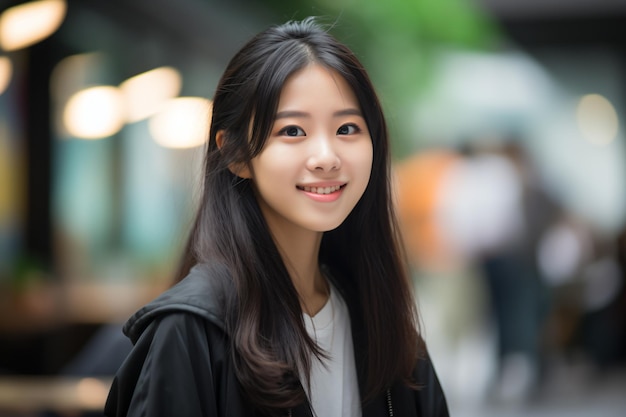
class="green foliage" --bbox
[338,0,498,47]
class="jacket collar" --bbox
[123,262,233,344]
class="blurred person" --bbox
[437,141,560,404]
[605,227,626,364]
[104,18,448,417]
[477,142,558,403]
[578,233,626,369]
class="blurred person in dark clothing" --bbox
[479,142,560,402]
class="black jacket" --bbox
[105,263,449,417]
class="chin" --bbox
[310,218,347,233]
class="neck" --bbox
[266,223,329,316]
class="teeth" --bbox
[302,185,342,194]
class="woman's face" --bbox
[244,64,373,237]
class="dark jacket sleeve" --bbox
[104,312,220,417]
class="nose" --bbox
[306,135,341,172]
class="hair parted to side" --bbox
[175,17,423,414]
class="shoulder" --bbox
[105,311,227,417]
[124,262,234,344]
[412,351,450,416]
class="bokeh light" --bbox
[0,56,11,95]
[63,86,125,139]
[576,93,619,146]
[0,0,67,51]
[148,97,211,149]
[119,66,182,123]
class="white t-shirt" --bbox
[302,284,361,417]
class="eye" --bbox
[279,125,306,137]
[337,123,361,135]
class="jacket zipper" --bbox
[386,388,394,416]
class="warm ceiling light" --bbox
[576,94,619,146]
[148,97,211,149]
[119,66,182,123]
[0,56,11,94]
[0,0,67,51]
[63,86,125,139]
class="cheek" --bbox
[250,147,295,183]
[357,142,374,181]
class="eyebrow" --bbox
[275,108,363,119]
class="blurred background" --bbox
[0,0,625,416]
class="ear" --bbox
[216,130,252,179]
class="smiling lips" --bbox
[299,184,344,194]
[297,183,346,202]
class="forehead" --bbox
[276,64,359,111]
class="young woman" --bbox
[105,18,449,417]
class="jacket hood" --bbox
[123,262,233,344]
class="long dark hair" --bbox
[176,17,422,413]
